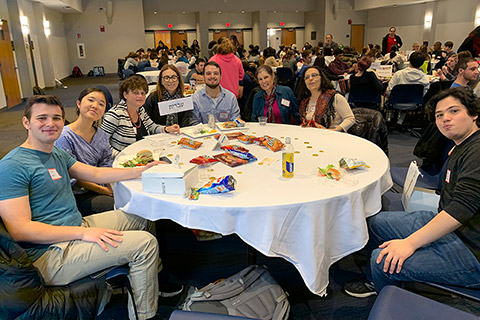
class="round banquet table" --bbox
[112,123,393,295]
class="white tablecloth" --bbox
[112,123,392,295]
[137,70,161,84]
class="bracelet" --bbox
[164,126,169,133]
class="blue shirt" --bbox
[192,85,240,124]
[450,82,464,88]
[0,146,81,261]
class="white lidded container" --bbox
[142,164,198,195]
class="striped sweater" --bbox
[101,100,163,157]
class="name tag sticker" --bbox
[158,96,194,116]
[281,99,291,107]
[219,112,229,120]
[445,169,451,183]
[48,168,62,180]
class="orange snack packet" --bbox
[262,137,284,152]
[178,137,202,149]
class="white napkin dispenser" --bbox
[142,164,198,195]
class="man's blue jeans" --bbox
[367,210,480,292]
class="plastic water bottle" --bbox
[282,137,294,178]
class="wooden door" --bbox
[281,28,296,47]
[213,30,228,42]
[171,31,187,50]
[350,24,365,54]
[154,31,171,49]
[227,30,244,46]
[0,20,22,108]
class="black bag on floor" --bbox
[181,265,290,320]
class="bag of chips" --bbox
[221,145,257,162]
[238,135,257,144]
[197,175,236,194]
[189,155,219,165]
[262,137,284,152]
[178,137,202,150]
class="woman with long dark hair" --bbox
[296,66,355,131]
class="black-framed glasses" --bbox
[162,75,179,82]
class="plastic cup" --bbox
[258,116,267,125]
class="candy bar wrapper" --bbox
[189,187,199,200]
[234,116,246,127]
[262,137,284,152]
[189,155,219,165]
[214,153,248,167]
[339,157,370,170]
[221,145,257,162]
[178,137,202,149]
[197,175,236,194]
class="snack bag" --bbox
[254,136,268,146]
[339,157,370,170]
[234,116,246,127]
[189,155,219,165]
[262,137,284,152]
[214,153,248,167]
[221,145,257,162]
[178,137,202,150]
[214,132,245,140]
[197,175,236,194]
[238,135,257,144]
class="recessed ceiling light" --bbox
[218,11,222,14]
[182,11,186,14]
[273,10,277,13]
[241,11,245,14]
[296,10,299,13]
[153,11,157,14]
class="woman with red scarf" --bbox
[251,65,300,124]
[297,66,355,131]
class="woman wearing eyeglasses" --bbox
[143,65,194,128]
[251,65,300,124]
[101,75,180,157]
[297,66,355,131]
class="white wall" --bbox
[144,12,196,30]
[45,8,70,80]
[64,0,146,73]
[366,0,477,51]
[325,0,368,48]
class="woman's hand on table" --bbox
[165,124,181,134]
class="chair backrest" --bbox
[348,85,381,109]
[96,85,114,112]
[387,84,424,111]
[276,67,294,82]
[123,69,134,79]
[348,108,389,155]
[424,282,480,303]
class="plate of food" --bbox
[216,120,248,131]
[182,124,218,138]
[117,150,154,167]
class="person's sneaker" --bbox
[343,279,377,298]
[158,282,184,298]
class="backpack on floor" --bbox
[181,265,290,320]
[93,66,105,77]
[72,66,83,78]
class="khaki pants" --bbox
[33,210,160,320]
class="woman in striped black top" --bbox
[101,76,180,157]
